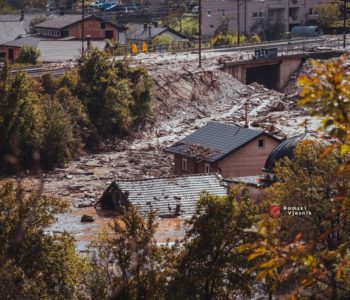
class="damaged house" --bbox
[95,174,227,217]
[165,122,281,178]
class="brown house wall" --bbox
[67,18,119,39]
[172,134,279,178]
[173,155,219,176]
[217,135,279,178]
[0,46,21,62]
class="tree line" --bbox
[0,48,154,174]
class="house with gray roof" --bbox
[128,23,188,44]
[0,35,107,63]
[95,174,227,217]
[34,14,126,41]
[165,122,281,178]
[0,36,41,63]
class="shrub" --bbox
[152,34,174,45]
[210,34,247,47]
[249,34,261,43]
[17,46,40,65]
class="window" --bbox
[258,139,264,149]
[205,163,210,174]
[100,22,106,29]
[308,8,313,16]
[181,158,188,171]
[253,12,264,19]
[207,9,211,17]
[219,8,225,16]
[118,31,125,44]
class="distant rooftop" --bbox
[35,14,90,29]
[34,14,125,30]
[38,40,106,62]
[0,20,26,44]
[1,36,41,47]
[136,25,187,40]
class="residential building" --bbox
[201,0,336,37]
[0,36,107,63]
[34,14,126,40]
[95,174,227,217]
[128,23,188,43]
[165,122,281,178]
[0,36,40,63]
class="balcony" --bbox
[289,0,301,8]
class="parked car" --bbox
[90,0,102,8]
[191,6,199,14]
[97,2,114,10]
[126,3,143,12]
[105,4,128,13]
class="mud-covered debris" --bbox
[81,215,94,222]
[269,100,285,112]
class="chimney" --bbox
[244,102,249,128]
[148,26,152,40]
[20,10,24,21]
[153,21,158,28]
[143,23,148,30]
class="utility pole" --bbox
[344,0,347,48]
[199,0,202,67]
[82,0,85,53]
[244,0,247,34]
[237,0,240,45]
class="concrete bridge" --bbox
[221,50,346,91]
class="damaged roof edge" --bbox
[165,132,282,163]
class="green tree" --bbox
[0,179,88,299]
[316,3,341,27]
[243,56,350,299]
[0,61,43,173]
[87,206,174,300]
[76,48,153,135]
[40,97,78,169]
[17,45,40,65]
[167,192,260,299]
[152,34,174,45]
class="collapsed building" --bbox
[95,173,228,217]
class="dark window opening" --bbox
[61,30,69,38]
[246,64,280,90]
[8,48,14,62]
[258,139,264,148]
[105,30,113,39]
[101,22,106,29]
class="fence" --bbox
[110,35,347,57]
